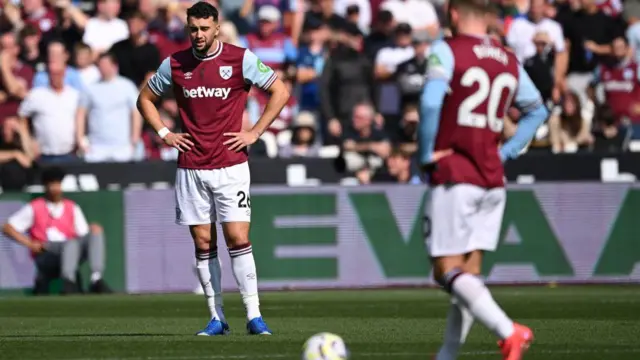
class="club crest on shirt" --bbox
[220,66,232,80]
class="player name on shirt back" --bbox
[182,86,231,99]
[472,44,509,65]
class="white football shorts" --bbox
[425,184,506,257]
[174,161,251,225]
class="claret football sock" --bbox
[448,272,515,340]
[196,248,222,321]
[435,299,474,360]
[229,242,261,321]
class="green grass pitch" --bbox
[1,286,639,359]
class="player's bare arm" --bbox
[136,85,194,152]
[223,78,290,152]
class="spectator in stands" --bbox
[248,75,298,134]
[2,167,112,295]
[219,21,242,46]
[221,0,250,35]
[304,0,349,31]
[549,91,594,152]
[76,53,141,163]
[0,32,34,125]
[142,110,178,161]
[592,102,626,150]
[523,32,556,105]
[344,5,361,29]
[297,19,329,111]
[18,61,79,163]
[240,0,298,34]
[342,102,391,176]
[33,40,84,91]
[379,0,439,38]
[279,111,322,157]
[320,23,375,145]
[627,14,640,63]
[110,11,161,88]
[7,0,57,34]
[392,104,418,154]
[507,0,567,102]
[374,23,414,81]
[73,43,100,86]
[589,37,640,126]
[82,0,129,56]
[364,10,395,59]
[0,118,35,191]
[18,25,43,70]
[395,30,431,108]
[240,6,297,73]
[334,0,371,33]
[371,148,421,183]
[146,0,191,59]
[564,0,618,104]
[44,0,89,54]
[596,0,623,17]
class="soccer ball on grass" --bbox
[302,332,349,360]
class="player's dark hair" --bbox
[41,167,66,185]
[187,1,219,22]
[449,0,490,15]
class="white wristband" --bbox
[157,127,170,139]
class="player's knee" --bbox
[190,225,214,251]
[89,223,103,235]
[221,222,250,248]
[225,232,249,248]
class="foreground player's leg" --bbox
[222,221,271,335]
[191,224,228,336]
[434,255,532,360]
[435,299,474,360]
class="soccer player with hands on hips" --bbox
[136,1,290,336]
[418,0,549,358]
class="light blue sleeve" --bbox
[32,71,47,88]
[418,41,454,165]
[67,68,85,92]
[425,40,455,81]
[147,57,172,96]
[499,65,548,161]
[243,49,277,90]
[284,38,298,62]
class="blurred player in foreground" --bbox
[136,2,289,336]
[419,0,549,359]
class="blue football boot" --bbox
[196,318,226,336]
[247,317,272,335]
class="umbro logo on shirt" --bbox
[182,86,231,99]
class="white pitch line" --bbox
[53,348,640,360]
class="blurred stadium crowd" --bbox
[0,0,638,186]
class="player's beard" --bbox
[192,36,218,57]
